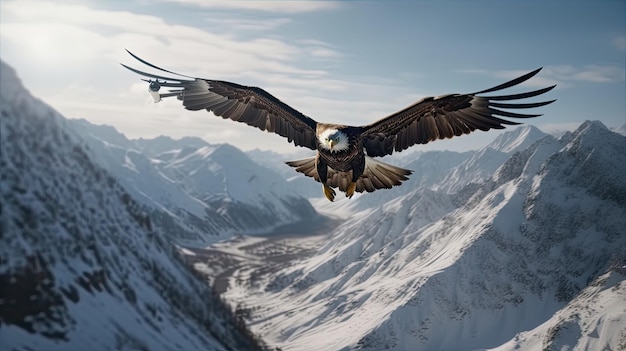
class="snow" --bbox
[0,60,262,351]
[491,269,626,351]
[487,125,548,154]
[211,119,626,350]
[68,116,316,244]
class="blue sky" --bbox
[1,0,624,154]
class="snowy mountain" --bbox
[69,118,316,244]
[245,147,324,198]
[0,60,266,350]
[245,148,314,180]
[434,125,549,195]
[135,135,211,156]
[345,150,471,211]
[488,124,548,154]
[214,120,626,350]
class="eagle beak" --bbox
[329,139,335,150]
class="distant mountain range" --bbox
[69,117,316,244]
[218,122,626,350]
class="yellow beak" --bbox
[329,139,335,150]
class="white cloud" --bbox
[309,47,343,59]
[162,0,340,13]
[296,39,343,59]
[1,22,109,64]
[0,0,412,153]
[203,17,292,31]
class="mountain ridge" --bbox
[68,117,317,244]
[0,60,265,351]
[215,119,626,351]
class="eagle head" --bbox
[318,128,349,152]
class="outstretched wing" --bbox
[121,50,318,150]
[361,69,556,157]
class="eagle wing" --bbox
[121,50,318,150]
[360,69,556,157]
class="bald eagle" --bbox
[122,50,555,201]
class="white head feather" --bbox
[318,128,349,152]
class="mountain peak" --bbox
[65,118,315,241]
[487,124,548,153]
[565,120,620,151]
[575,119,610,134]
[70,118,135,149]
[135,134,211,156]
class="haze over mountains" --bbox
[2,59,625,351]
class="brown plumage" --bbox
[122,50,556,201]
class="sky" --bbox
[1,0,624,154]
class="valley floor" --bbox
[180,212,340,295]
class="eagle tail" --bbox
[285,157,412,194]
[357,157,413,193]
[285,157,320,182]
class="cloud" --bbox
[614,35,626,51]
[459,64,625,90]
[292,39,344,59]
[457,68,561,88]
[309,47,343,59]
[543,65,625,83]
[162,0,340,13]
[203,17,292,31]
[0,1,342,77]
[0,0,412,153]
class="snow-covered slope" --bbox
[0,60,264,351]
[488,125,548,154]
[135,135,210,156]
[346,150,471,211]
[436,125,549,194]
[69,118,316,243]
[246,148,323,198]
[220,120,626,351]
[492,265,626,351]
[245,148,314,180]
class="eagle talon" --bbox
[346,182,357,199]
[323,183,336,202]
